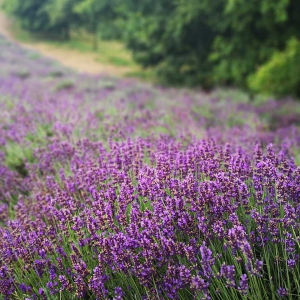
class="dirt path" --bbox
[0,10,133,76]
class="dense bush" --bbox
[120,0,300,92]
[248,38,300,97]
[2,0,78,39]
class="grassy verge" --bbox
[10,20,156,82]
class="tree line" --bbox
[3,0,300,97]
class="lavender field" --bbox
[1,34,300,300]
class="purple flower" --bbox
[287,259,296,269]
[220,264,236,288]
[113,287,124,300]
[89,267,108,298]
[238,274,248,295]
[277,287,289,297]
[19,282,31,293]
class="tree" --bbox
[248,38,300,97]
[3,0,78,40]
[121,0,216,87]
[3,0,52,33]
[120,0,300,91]
[74,0,118,50]
[209,0,298,88]
[43,0,82,40]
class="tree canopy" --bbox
[3,0,300,96]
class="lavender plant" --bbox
[0,34,300,299]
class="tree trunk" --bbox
[93,32,98,50]
[92,21,99,50]
[62,26,70,41]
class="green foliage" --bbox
[13,69,30,79]
[4,142,34,177]
[74,0,120,49]
[3,0,300,94]
[2,0,79,39]
[42,0,82,39]
[209,0,299,88]
[248,38,300,97]
[119,0,300,90]
[55,80,74,91]
[121,0,215,87]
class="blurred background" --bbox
[1,0,300,98]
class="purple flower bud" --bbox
[277,287,288,297]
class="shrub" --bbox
[248,38,300,98]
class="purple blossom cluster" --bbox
[1,137,300,299]
[0,35,300,299]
